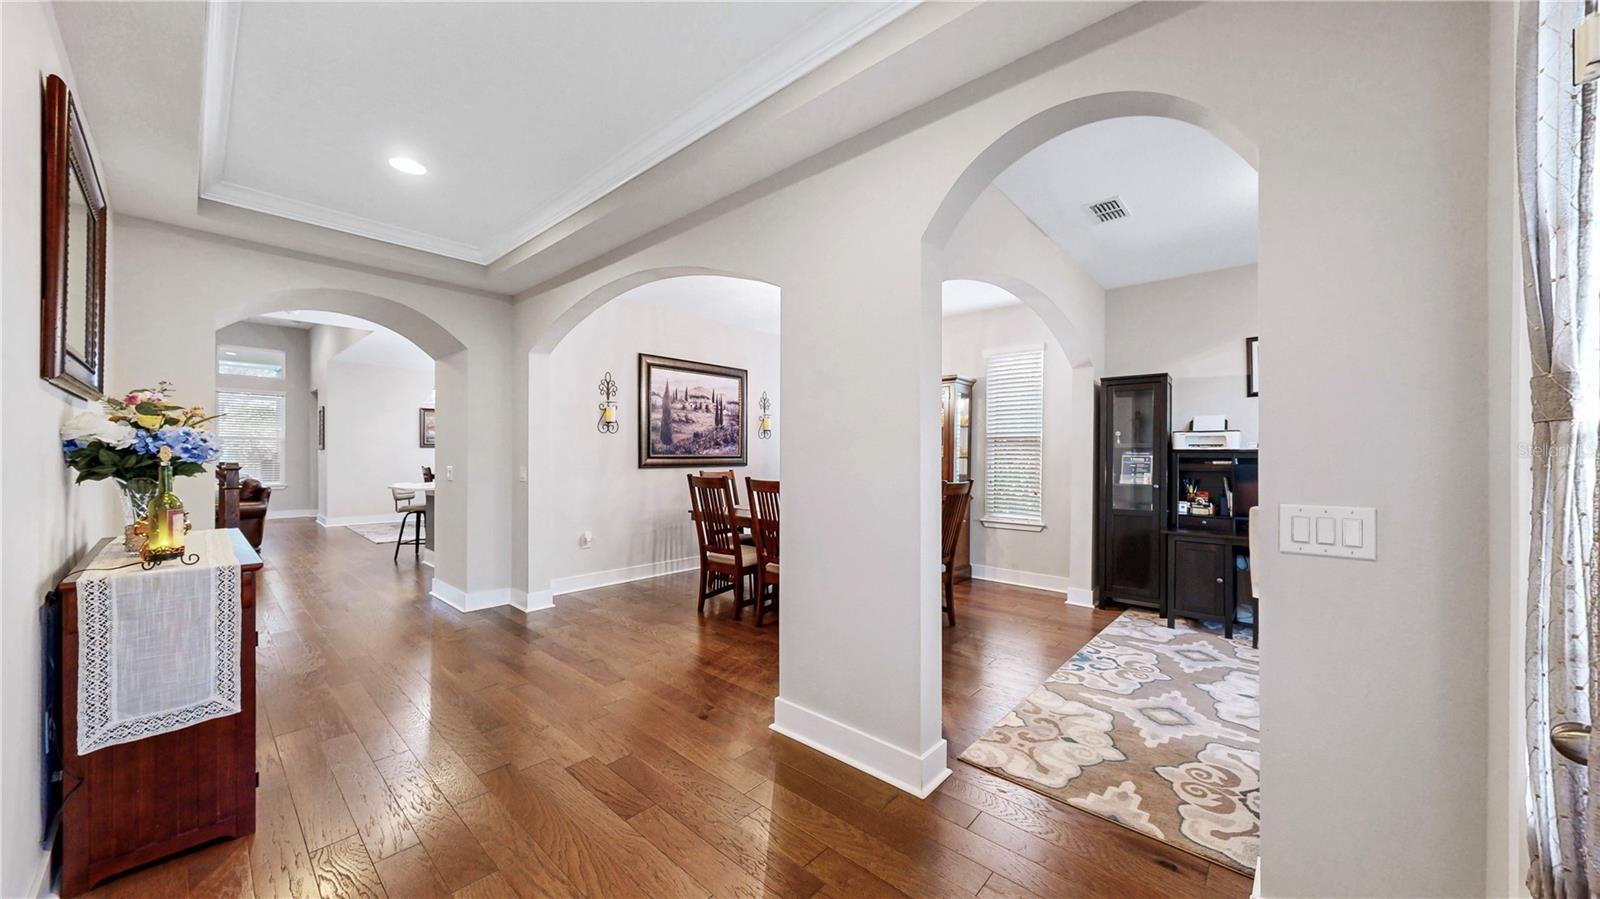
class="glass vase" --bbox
[116,478,158,550]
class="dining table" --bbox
[687,505,753,529]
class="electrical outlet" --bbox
[579,530,593,549]
[519,465,529,483]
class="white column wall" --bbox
[512,3,1500,894]
[108,217,516,604]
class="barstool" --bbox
[391,487,426,562]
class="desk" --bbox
[54,529,261,897]
[390,481,435,553]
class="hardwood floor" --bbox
[82,520,1251,899]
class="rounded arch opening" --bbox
[525,266,783,611]
[924,90,1259,252]
[220,287,467,361]
[531,266,780,355]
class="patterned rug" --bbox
[345,521,426,545]
[958,610,1260,874]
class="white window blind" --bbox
[983,347,1045,527]
[214,390,286,486]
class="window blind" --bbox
[214,390,286,486]
[983,347,1044,525]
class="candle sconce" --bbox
[597,371,619,434]
[757,391,773,440]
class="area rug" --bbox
[345,522,425,545]
[958,610,1259,874]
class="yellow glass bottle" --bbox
[142,446,188,560]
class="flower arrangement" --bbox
[61,382,221,483]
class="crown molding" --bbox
[196,0,917,266]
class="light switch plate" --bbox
[1278,504,1376,560]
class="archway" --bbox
[214,287,483,608]
[920,90,1260,792]
[525,268,782,611]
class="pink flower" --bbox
[124,393,140,405]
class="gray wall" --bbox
[215,321,315,513]
[1107,265,1259,447]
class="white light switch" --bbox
[1279,504,1376,560]
[446,465,454,482]
[1315,517,1336,545]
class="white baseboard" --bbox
[1251,859,1261,898]
[771,696,949,798]
[319,513,404,528]
[266,508,317,520]
[517,589,554,612]
[1066,586,1095,608]
[970,564,1071,595]
[429,580,553,614]
[551,556,697,596]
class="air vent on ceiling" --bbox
[1085,197,1128,223]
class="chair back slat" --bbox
[699,470,741,506]
[746,478,780,565]
[688,474,741,555]
[941,480,972,563]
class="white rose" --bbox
[61,410,136,448]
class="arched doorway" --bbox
[524,269,782,612]
[214,287,485,606]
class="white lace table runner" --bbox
[75,529,243,755]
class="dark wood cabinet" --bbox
[1164,450,1259,638]
[54,530,261,897]
[941,375,973,581]
[1168,534,1230,621]
[1093,373,1171,610]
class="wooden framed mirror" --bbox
[41,74,107,401]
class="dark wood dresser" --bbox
[54,528,260,897]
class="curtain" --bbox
[1520,2,1600,896]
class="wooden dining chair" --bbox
[700,470,755,545]
[699,470,741,505]
[746,477,780,626]
[941,480,973,627]
[688,474,757,619]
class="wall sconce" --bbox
[597,371,619,434]
[757,391,773,439]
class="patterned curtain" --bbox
[1520,2,1600,896]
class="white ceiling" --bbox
[994,116,1258,289]
[52,1,1137,292]
[942,280,1021,317]
[202,2,909,263]
[253,310,434,370]
[614,276,780,335]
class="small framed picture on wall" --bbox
[419,407,436,448]
[318,406,326,450]
[1245,336,1260,397]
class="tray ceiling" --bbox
[199,1,910,264]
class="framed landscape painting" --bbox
[638,353,746,468]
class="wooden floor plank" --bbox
[78,521,1247,899]
[322,732,421,861]
[308,835,388,899]
[276,728,359,852]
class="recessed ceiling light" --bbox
[388,156,427,176]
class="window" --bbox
[217,344,285,379]
[214,390,287,486]
[982,346,1045,530]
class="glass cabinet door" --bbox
[954,384,971,481]
[1108,383,1157,512]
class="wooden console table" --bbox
[54,529,260,897]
